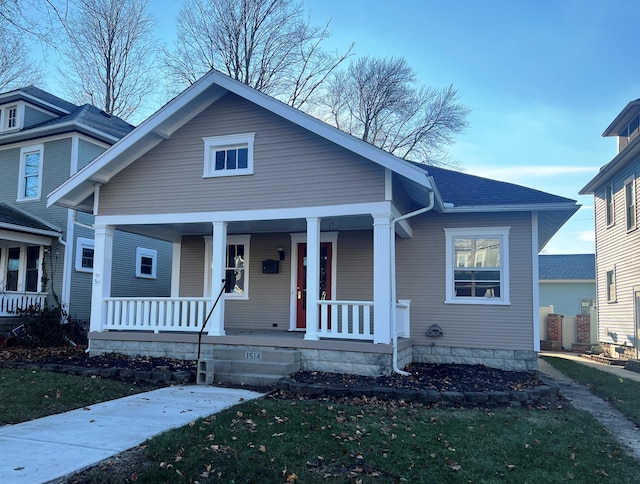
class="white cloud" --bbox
[577,230,595,242]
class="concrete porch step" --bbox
[212,347,301,387]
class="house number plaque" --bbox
[245,351,262,360]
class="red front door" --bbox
[296,242,332,329]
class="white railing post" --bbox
[396,299,411,338]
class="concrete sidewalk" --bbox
[0,385,264,484]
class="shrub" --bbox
[13,305,88,348]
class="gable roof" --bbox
[0,203,62,238]
[539,254,595,281]
[46,69,578,250]
[0,86,133,146]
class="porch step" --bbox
[212,347,301,388]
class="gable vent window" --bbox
[1,104,20,131]
[203,133,255,178]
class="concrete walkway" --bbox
[0,385,264,484]
[538,352,640,460]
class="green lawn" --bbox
[0,368,161,425]
[542,356,640,426]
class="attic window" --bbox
[1,104,20,131]
[203,133,255,178]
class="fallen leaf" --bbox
[259,445,266,452]
[507,464,517,470]
[286,473,298,481]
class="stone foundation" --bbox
[412,345,538,372]
[600,342,636,360]
[89,339,212,360]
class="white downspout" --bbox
[390,191,435,375]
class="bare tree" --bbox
[163,0,352,109]
[0,29,42,91]
[322,56,470,166]
[57,0,157,120]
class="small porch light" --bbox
[277,246,285,260]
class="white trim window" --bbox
[444,227,511,305]
[605,182,615,227]
[606,267,616,303]
[225,235,250,299]
[1,104,20,131]
[136,247,157,279]
[75,237,94,272]
[0,244,42,292]
[203,133,255,177]
[17,144,44,201]
[625,176,636,231]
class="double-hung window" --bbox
[444,227,510,305]
[17,144,44,201]
[203,133,255,177]
[0,245,42,293]
[605,182,615,227]
[225,235,250,299]
[625,177,636,231]
[606,267,616,303]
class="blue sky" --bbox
[46,0,640,254]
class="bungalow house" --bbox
[48,70,579,383]
[580,99,640,359]
[0,86,172,331]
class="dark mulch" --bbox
[0,345,197,375]
[0,345,544,393]
[288,363,543,394]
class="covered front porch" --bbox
[89,201,416,346]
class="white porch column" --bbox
[89,224,114,333]
[304,217,321,340]
[373,214,392,344]
[208,221,227,336]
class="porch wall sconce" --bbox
[277,246,285,261]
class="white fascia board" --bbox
[443,202,579,213]
[0,121,120,146]
[0,227,60,243]
[580,134,640,195]
[94,201,393,227]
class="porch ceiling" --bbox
[115,214,376,242]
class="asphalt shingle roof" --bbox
[0,203,62,235]
[415,163,577,207]
[539,254,595,280]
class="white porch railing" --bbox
[104,298,211,333]
[0,292,47,316]
[318,300,375,340]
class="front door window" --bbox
[296,242,332,328]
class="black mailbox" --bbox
[262,259,279,274]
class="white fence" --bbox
[0,292,47,316]
[104,298,211,333]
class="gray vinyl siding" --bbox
[594,163,640,346]
[396,211,535,351]
[77,139,106,171]
[335,230,373,301]
[539,282,596,316]
[98,92,385,216]
[110,231,172,298]
[23,106,56,129]
[0,147,20,204]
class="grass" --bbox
[71,397,640,483]
[0,368,161,425]
[542,356,640,427]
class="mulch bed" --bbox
[0,345,559,405]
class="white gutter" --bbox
[390,191,435,375]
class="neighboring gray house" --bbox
[581,99,640,359]
[49,70,579,382]
[539,254,596,316]
[0,86,172,326]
